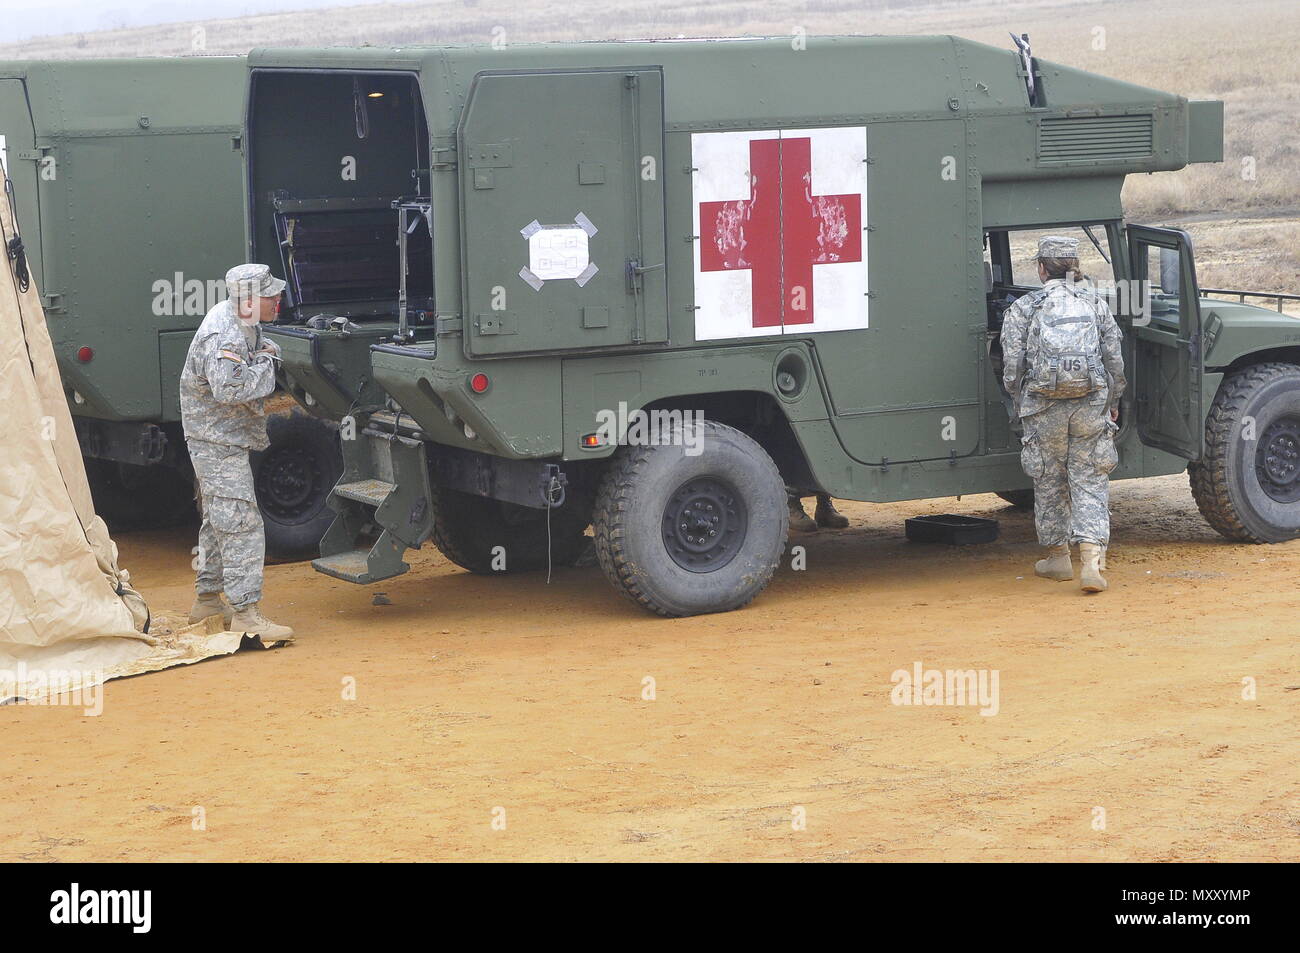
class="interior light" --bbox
[367,91,384,99]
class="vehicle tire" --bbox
[84,458,196,530]
[1189,362,1300,543]
[430,485,590,574]
[250,408,342,560]
[592,419,787,617]
[995,488,1035,510]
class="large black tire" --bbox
[84,458,196,530]
[250,409,342,559]
[430,485,590,574]
[592,420,787,617]
[995,488,1035,510]
[1190,362,1300,543]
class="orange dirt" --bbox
[3,474,1296,861]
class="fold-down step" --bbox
[312,547,409,585]
[333,478,395,508]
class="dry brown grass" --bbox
[1188,219,1300,313]
[3,0,1296,293]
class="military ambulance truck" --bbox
[254,36,1300,616]
[0,56,341,556]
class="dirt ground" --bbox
[3,473,1296,862]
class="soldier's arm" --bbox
[1000,300,1030,398]
[1097,302,1127,405]
[204,339,277,405]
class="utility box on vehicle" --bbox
[255,35,1300,615]
[0,56,341,556]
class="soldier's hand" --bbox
[1109,406,1120,423]
[255,341,281,362]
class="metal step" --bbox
[333,478,395,508]
[312,547,408,585]
[312,549,374,583]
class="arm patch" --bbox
[218,348,246,365]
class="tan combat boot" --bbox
[1034,544,1073,582]
[788,497,818,533]
[1079,543,1108,593]
[814,495,850,529]
[189,592,234,627]
[229,603,296,641]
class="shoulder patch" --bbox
[218,348,246,365]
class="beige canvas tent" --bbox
[0,167,280,703]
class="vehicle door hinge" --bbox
[43,292,65,314]
[1202,312,1222,357]
[430,147,457,171]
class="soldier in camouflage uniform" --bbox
[1001,236,1127,592]
[180,263,294,639]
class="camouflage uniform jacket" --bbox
[1001,278,1127,418]
[179,300,279,450]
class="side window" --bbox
[992,225,1116,288]
[984,224,1122,329]
[1132,238,1186,326]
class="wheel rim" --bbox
[1254,415,1300,504]
[255,446,321,521]
[660,477,748,573]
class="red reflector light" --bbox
[77,346,94,363]
[581,433,604,448]
[469,373,490,394]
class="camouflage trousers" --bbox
[1019,394,1119,547]
[189,438,264,608]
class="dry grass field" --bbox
[2,0,1296,297]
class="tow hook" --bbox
[541,464,567,508]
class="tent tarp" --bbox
[0,167,283,703]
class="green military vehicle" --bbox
[253,35,1300,615]
[0,56,341,556]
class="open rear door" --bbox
[1127,225,1203,460]
[458,67,667,357]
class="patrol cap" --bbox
[225,262,286,300]
[1035,235,1080,260]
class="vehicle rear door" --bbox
[458,67,667,357]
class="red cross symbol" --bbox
[699,136,862,329]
